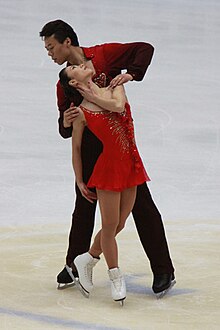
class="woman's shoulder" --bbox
[72,107,87,130]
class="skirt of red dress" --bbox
[87,153,150,192]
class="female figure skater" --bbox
[59,64,150,304]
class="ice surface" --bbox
[0,1,219,329]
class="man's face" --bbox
[44,35,70,65]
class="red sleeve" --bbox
[102,42,154,81]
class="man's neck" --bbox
[68,47,85,65]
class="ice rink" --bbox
[0,0,220,329]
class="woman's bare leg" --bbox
[89,187,137,268]
[118,186,137,232]
[96,190,120,269]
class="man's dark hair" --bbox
[59,67,83,105]
[39,19,79,46]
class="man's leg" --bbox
[57,129,102,288]
[132,183,175,294]
[66,185,97,266]
[57,184,97,287]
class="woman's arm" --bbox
[72,112,84,185]
[79,84,127,113]
[94,85,127,113]
[72,110,97,203]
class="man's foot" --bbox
[152,273,176,298]
[57,265,78,290]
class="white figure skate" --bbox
[108,267,126,306]
[74,252,99,298]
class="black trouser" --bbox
[66,128,174,275]
[66,183,174,275]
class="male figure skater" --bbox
[39,19,175,297]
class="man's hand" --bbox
[73,81,96,103]
[108,73,133,89]
[77,182,97,203]
[63,103,80,128]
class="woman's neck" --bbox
[80,79,107,111]
[83,79,103,95]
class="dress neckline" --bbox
[79,104,109,115]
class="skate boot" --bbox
[74,252,99,298]
[108,267,126,306]
[57,265,78,290]
[152,273,176,299]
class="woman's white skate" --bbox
[74,252,99,298]
[108,267,126,306]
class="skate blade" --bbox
[57,282,76,290]
[114,297,126,306]
[75,279,90,298]
[156,280,176,299]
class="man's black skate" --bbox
[57,265,78,290]
[152,273,176,298]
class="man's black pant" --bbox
[65,128,174,275]
[66,182,174,275]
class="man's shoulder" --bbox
[83,43,122,57]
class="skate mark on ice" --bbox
[0,306,129,330]
[125,273,151,295]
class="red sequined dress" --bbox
[80,103,150,192]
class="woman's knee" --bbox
[116,222,125,234]
[102,221,118,235]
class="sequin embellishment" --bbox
[93,72,107,88]
[80,105,142,172]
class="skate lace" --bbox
[84,262,93,284]
[112,277,122,292]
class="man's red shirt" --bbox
[57,42,154,138]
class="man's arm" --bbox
[57,81,72,138]
[57,81,82,139]
[103,42,154,84]
[57,42,154,138]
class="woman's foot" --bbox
[108,267,126,305]
[74,252,99,296]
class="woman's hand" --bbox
[72,81,96,103]
[63,103,80,127]
[77,182,97,203]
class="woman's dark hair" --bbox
[59,67,83,105]
[39,19,79,46]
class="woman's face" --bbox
[66,64,93,83]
